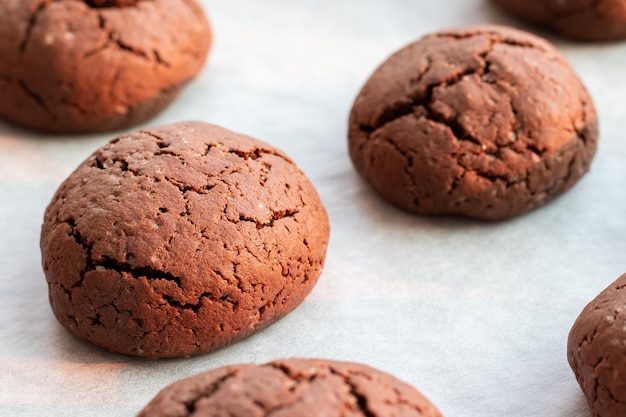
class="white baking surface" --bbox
[1,1,626,416]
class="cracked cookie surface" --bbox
[137,358,443,417]
[492,0,626,41]
[0,0,211,133]
[40,121,330,358]
[568,273,626,417]
[348,25,597,221]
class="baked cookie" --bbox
[137,358,443,417]
[348,25,597,221]
[568,273,626,417]
[40,121,330,358]
[0,0,211,133]
[491,0,626,42]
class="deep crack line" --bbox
[19,0,53,53]
[365,45,492,140]
[359,32,551,148]
[97,11,168,66]
[328,368,377,417]
[18,79,53,116]
[65,219,95,290]
[226,146,294,166]
[161,291,217,312]
[238,208,300,229]
[96,256,183,287]
[183,369,241,415]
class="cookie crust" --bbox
[348,25,597,220]
[492,0,626,42]
[567,273,626,417]
[40,121,330,358]
[137,358,443,417]
[0,0,211,133]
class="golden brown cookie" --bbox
[492,0,626,42]
[0,0,211,133]
[348,25,597,220]
[40,121,330,358]
[137,358,443,417]
[568,273,626,417]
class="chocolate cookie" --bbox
[0,0,211,133]
[348,25,597,221]
[567,273,626,417]
[137,358,443,417]
[491,0,626,42]
[40,121,330,358]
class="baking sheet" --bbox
[2,1,626,416]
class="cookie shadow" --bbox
[0,118,136,143]
[0,119,80,140]
[557,393,590,417]
[7,259,135,364]
[351,174,509,234]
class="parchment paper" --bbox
[2,1,626,416]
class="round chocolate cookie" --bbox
[491,0,626,42]
[348,25,597,221]
[40,121,330,358]
[0,0,211,133]
[137,358,443,417]
[568,273,626,417]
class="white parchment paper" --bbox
[2,1,626,416]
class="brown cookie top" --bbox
[567,273,626,417]
[40,121,330,358]
[137,358,443,417]
[348,25,597,220]
[492,0,626,42]
[0,0,211,133]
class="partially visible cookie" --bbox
[567,273,626,417]
[0,0,211,133]
[40,121,330,358]
[491,0,626,41]
[137,358,443,417]
[348,25,597,220]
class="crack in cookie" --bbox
[348,25,597,220]
[40,121,330,358]
[137,359,443,417]
[0,0,211,132]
